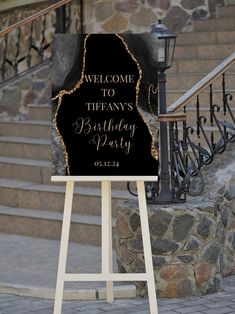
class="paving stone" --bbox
[130,311,149,314]
[75,309,102,314]
[204,307,235,314]
[0,293,235,314]
[31,310,53,314]
[175,305,208,313]
[182,312,204,314]
[181,299,210,306]
[160,303,186,312]
[63,310,79,314]
[0,237,234,314]
[204,301,234,308]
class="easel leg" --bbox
[101,181,114,303]
[137,181,158,314]
[54,181,75,314]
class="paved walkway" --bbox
[0,233,130,294]
[0,234,235,313]
[0,275,235,314]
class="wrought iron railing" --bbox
[0,0,83,84]
[167,52,235,201]
[134,53,235,203]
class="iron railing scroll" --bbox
[133,53,235,204]
[167,52,235,201]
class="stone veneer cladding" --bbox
[84,0,215,33]
[0,62,51,120]
[116,143,235,297]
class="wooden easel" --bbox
[52,176,158,314]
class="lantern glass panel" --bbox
[166,37,176,68]
[157,38,166,64]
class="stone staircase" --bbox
[166,4,235,146]
[0,4,235,245]
[167,5,235,104]
[0,104,135,245]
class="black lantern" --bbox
[151,20,176,70]
[149,20,177,204]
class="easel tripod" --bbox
[52,176,158,314]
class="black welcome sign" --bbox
[53,34,159,176]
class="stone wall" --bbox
[0,61,51,120]
[84,0,214,34]
[116,143,235,298]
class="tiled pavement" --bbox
[0,234,235,313]
[0,275,235,314]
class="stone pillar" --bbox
[221,177,235,275]
[116,198,234,297]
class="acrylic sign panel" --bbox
[53,34,159,176]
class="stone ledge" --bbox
[0,283,136,301]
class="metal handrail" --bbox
[168,52,235,113]
[0,0,72,37]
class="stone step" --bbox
[0,120,50,139]
[176,30,235,46]
[0,156,50,184]
[0,179,134,216]
[174,43,235,60]
[169,58,229,74]
[217,5,235,17]
[0,136,51,160]
[0,156,130,190]
[167,72,235,91]
[28,105,51,121]
[193,16,235,32]
[167,89,235,106]
[0,204,108,246]
[169,59,213,75]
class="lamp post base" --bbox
[154,183,174,204]
[154,195,174,205]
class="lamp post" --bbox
[151,20,177,204]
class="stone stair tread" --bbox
[0,136,50,145]
[176,30,235,46]
[174,43,235,60]
[0,156,50,167]
[0,204,107,226]
[175,43,235,50]
[0,119,50,126]
[217,5,235,17]
[28,104,51,108]
[0,178,134,200]
[170,58,233,74]
[168,72,235,77]
[192,16,235,31]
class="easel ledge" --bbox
[51,176,158,182]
